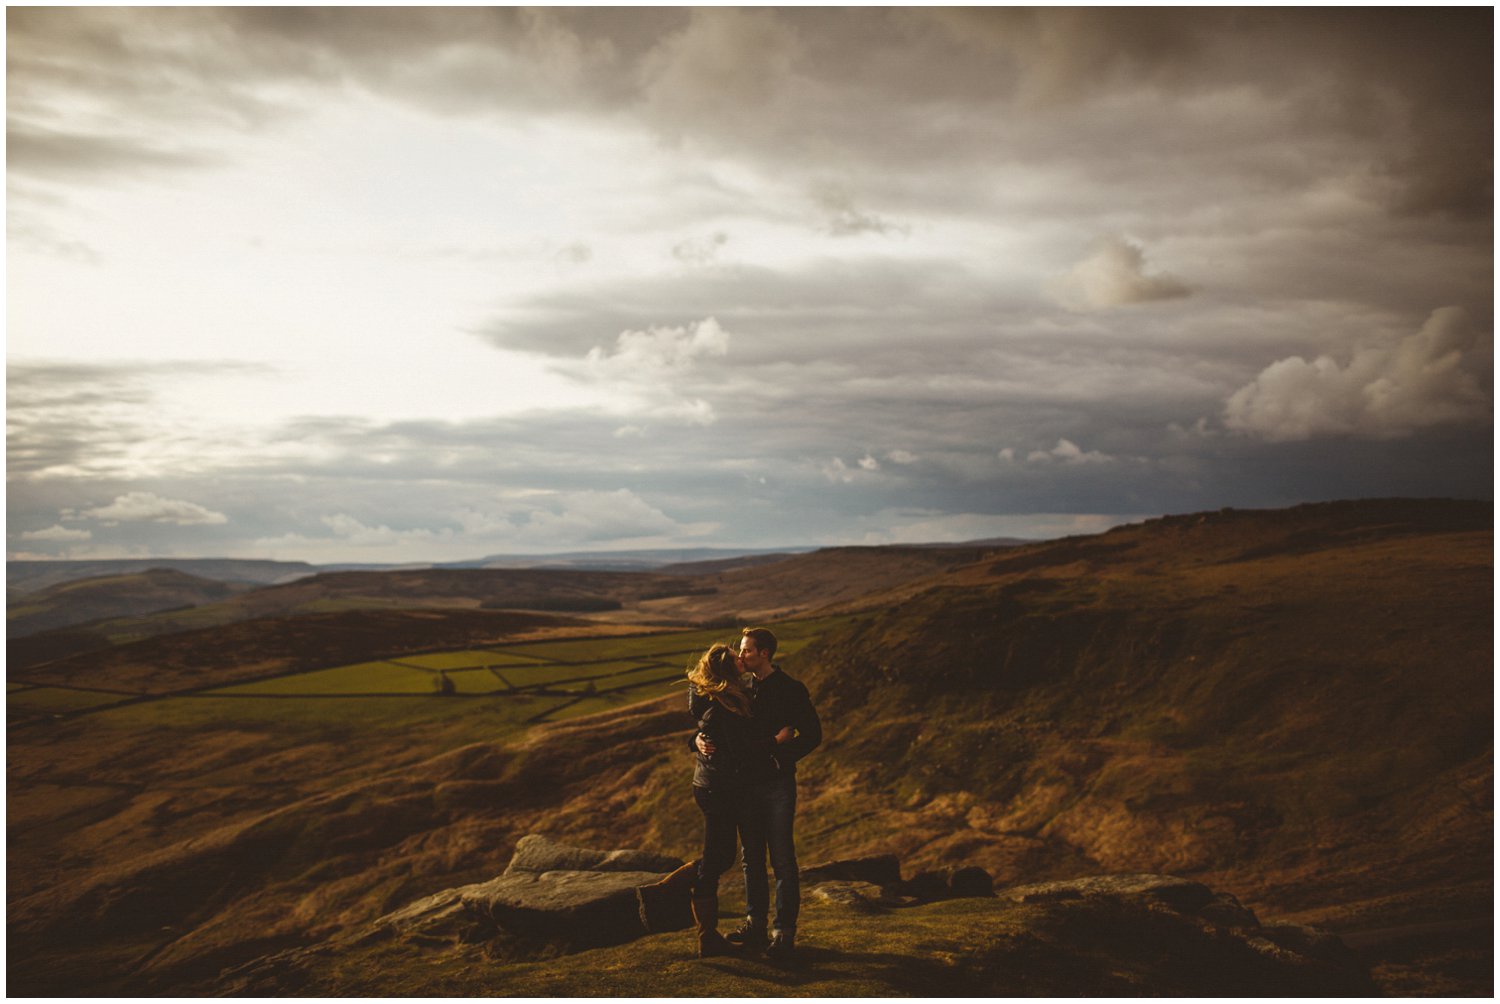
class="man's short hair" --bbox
[741,626,778,659]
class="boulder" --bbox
[800,854,903,888]
[999,873,1214,914]
[374,835,685,949]
[503,834,682,876]
[899,866,995,902]
[899,870,952,903]
[462,868,666,942]
[1198,891,1261,929]
[947,866,994,899]
[808,880,911,912]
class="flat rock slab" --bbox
[375,836,687,949]
[466,868,663,932]
[999,874,1214,914]
[504,833,681,875]
[378,868,668,945]
[809,880,911,912]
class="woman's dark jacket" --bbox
[689,689,776,789]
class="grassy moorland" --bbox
[6,499,1491,995]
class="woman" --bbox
[636,643,774,957]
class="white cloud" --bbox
[1050,235,1189,311]
[583,317,730,373]
[321,513,446,545]
[520,489,709,544]
[555,317,731,426]
[822,455,884,483]
[997,447,1016,462]
[21,524,93,542]
[254,515,453,561]
[81,491,229,525]
[887,450,918,464]
[822,458,857,483]
[1224,306,1490,441]
[1027,439,1113,464]
[264,490,719,560]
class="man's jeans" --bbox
[738,774,799,936]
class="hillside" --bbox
[633,543,1008,623]
[8,545,997,673]
[5,499,1490,995]
[6,558,317,595]
[7,568,249,639]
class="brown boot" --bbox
[636,861,698,932]
[691,893,735,958]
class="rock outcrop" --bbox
[222,843,1372,996]
[373,834,684,948]
[801,853,995,911]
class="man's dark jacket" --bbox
[748,666,821,778]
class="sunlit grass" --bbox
[593,663,685,689]
[390,650,546,670]
[212,661,435,695]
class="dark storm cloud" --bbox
[10,8,1489,219]
[8,8,1492,560]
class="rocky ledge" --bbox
[219,836,1374,995]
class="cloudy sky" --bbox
[7,8,1493,563]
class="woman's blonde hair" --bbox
[686,643,751,717]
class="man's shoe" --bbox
[724,920,768,952]
[764,931,796,962]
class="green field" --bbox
[499,630,732,663]
[46,615,866,729]
[214,661,436,695]
[390,650,547,671]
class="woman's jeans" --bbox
[737,774,799,936]
[693,784,742,891]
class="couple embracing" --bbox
[637,627,822,961]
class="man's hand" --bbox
[774,726,795,745]
[695,733,716,756]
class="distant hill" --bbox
[443,546,816,572]
[638,543,1018,623]
[7,545,1012,672]
[7,568,248,639]
[655,551,803,575]
[5,567,698,673]
[6,558,317,595]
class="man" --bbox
[695,626,821,961]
